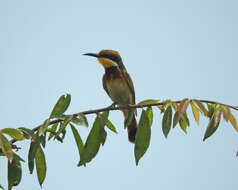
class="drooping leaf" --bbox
[146,107,153,127]
[162,106,172,138]
[38,119,50,136]
[78,115,104,166]
[207,103,216,118]
[172,99,190,128]
[35,145,47,187]
[134,110,151,165]
[172,112,179,128]
[47,123,58,141]
[8,154,22,190]
[28,137,40,174]
[105,120,118,134]
[98,112,108,146]
[70,124,84,157]
[229,113,238,132]
[193,99,209,117]
[138,99,159,105]
[1,128,24,140]
[40,134,46,148]
[0,132,13,162]
[0,184,3,189]
[179,117,188,134]
[190,100,200,125]
[50,94,71,118]
[100,127,107,146]
[221,106,231,122]
[203,107,221,141]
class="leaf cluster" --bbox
[0,95,237,189]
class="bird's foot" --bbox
[107,102,117,109]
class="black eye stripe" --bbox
[99,53,121,63]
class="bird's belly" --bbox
[106,78,132,106]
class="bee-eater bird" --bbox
[84,50,137,142]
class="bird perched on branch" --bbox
[84,50,137,142]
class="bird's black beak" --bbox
[83,53,101,58]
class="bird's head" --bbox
[83,50,122,69]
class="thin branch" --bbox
[10,99,238,145]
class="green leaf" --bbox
[138,99,159,105]
[70,124,84,157]
[193,99,209,117]
[173,99,190,128]
[229,113,238,132]
[35,145,47,187]
[162,106,172,138]
[0,184,3,190]
[50,94,71,118]
[179,117,188,134]
[40,135,46,148]
[1,128,24,141]
[28,137,40,174]
[47,123,58,141]
[146,107,153,127]
[134,110,151,165]
[8,155,22,190]
[18,127,35,139]
[78,115,104,166]
[98,112,108,146]
[13,153,25,162]
[54,115,73,138]
[72,114,88,127]
[105,120,118,134]
[190,100,200,125]
[203,107,221,141]
[0,132,13,162]
[38,119,50,136]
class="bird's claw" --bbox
[107,102,117,109]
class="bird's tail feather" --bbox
[123,110,137,143]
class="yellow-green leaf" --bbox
[229,113,238,132]
[1,128,24,140]
[50,94,71,118]
[35,145,47,187]
[162,106,172,138]
[105,120,118,134]
[0,132,13,162]
[134,110,151,165]
[203,108,221,141]
[190,100,200,125]
[193,99,209,117]
[146,107,153,127]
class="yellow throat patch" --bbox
[97,58,118,68]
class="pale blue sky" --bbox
[1,0,238,189]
